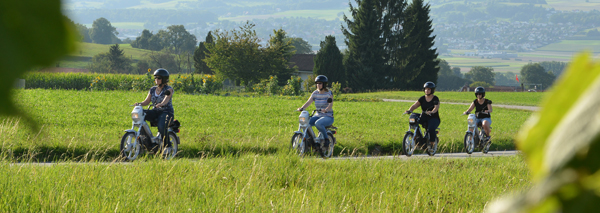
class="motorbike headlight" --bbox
[299,117,308,125]
[409,118,416,123]
[132,112,141,122]
[468,118,474,126]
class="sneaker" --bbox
[323,138,330,148]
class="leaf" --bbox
[487,52,600,212]
[0,0,76,126]
[516,52,600,180]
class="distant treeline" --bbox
[550,10,600,25]
[66,9,218,24]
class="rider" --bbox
[297,75,334,147]
[135,68,175,148]
[463,86,492,141]
[405,81,441,147]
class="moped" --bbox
[463,112,491,154]
[402,111,439,157]
[120,104,180,161]
[290,109,336,158]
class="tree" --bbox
[163,25,197,54]
[520,63,555,89]
[265,29,297,86]
[286,37,312,54]
[194,31,214,74]
[204,22,266,84]
[131,29,153,49]
[89,44,132,73]
[436,59,470,91]
[452,67,463,78]
[383,0,409,89]
[342,0,387,91]
[314,35,345,87]
[403,0,440,90]
[538,61,568,77]
[465,66,495,85]
[89,17,119,44]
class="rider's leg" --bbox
[314,116,334,146]
[157,112,174,147]
[482,118,492,139]
[427,118,441,145]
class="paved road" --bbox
[383,99,539,111]
[334,150,519,160]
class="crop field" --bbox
[1,89,532,161]
[345,91,544,106]
[536,40,600,53]
[220,9,347,21]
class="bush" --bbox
[331,82,342,97]
[281,76,303,96]
[303,74,316,92]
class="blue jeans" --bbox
[309,116,334,139]
[144,110,174,146]
[475,118,492,126]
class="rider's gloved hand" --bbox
[404,110,411,114]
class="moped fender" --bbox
[168,130,181,144]
[465,130,473,134]
[294,131,303,134]
[124,129,136,133]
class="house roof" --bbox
[289,54,315,71]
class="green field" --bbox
[0,154,531,212]
[536,40,600,53]
[346,91,545,106]
[2,89,532,161]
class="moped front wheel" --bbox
[402,132,415,157]
[463,132,474,154]
[120,132,140,161]
[290,133,306,157]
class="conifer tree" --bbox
[342,0,387,91]
[194,31,214,74]
[402,0,439,90]
[314,35,345,87]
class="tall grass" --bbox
[0,154,531,212]
[2,89,531,161]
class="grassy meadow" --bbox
[0,154,531,212]
[1,89,532,161]
[345,91,544,106]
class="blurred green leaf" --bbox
[516,52,600,180]
[488,53,600,212]
[0,0,76,124]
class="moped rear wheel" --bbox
[321,132,336,159]
[290,133,306,157]
[402,132,415,157]
[464,132,474,154]
[120,132,140,161]
[426,137,439,156]
[163,132,179,160]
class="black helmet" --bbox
[315,75,328,88]
[153,68,170,85]
[315,75,328,83]
[475,86,485,97]
[423,81,436,94]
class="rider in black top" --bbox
[463,86,493,140]
[405,82,441,147]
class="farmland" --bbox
[345,91,544,106]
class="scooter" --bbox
[402,111,439,157]
[120,104,180,161]
[463,112,491,154]
[290,109,337,158]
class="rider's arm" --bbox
[138,92,152,106]
[323,97,333,113]
[298,94,313,111]
[464,102,475,114]
[156,88,174,108]
[406,100,421,113]
[486,103,493,113]
[431,103,440,114]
